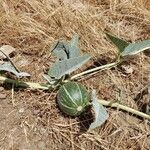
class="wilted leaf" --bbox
[106,32,129,53]
[52,41,69,60]
[89,90,109,130]
[64,34,80,58]
[121,39,150,56]
[48,54,91,79]
[0,62,30,77]
[0,45,15,59]
[0,93,6,99]
[0,61,3,65]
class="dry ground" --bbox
[0,0,150,149]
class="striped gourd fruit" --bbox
[57,82,89,116]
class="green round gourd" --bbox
[57,82,89,116]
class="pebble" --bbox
[19,108,25,113]
[121,65,134,74]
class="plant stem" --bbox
[0,75,149,120]
[0,61,119,89]
[98,99,150,120]
[0,76,50,90]
[71,61,119,80]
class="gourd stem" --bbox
[71,61,119,80]
[0,76,50,90]
[98,99,150,120]
[0,60,119,89]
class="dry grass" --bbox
[0,0,150,149]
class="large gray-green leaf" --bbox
[121,39,150,56]
[64,34,80,58]
[48,54,91,79]
[51,41,69,60]
[51,35,80,60]
[0,62,30,77]
[89,90,109,130]
[106,32,129,53]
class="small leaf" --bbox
[48,54,91,79]
[106,32,129,53]
[146,105,150,115]
[51,41,69,60]
[0,45,15,59]
[121,39,150,56]
[0,62,30,77]
[64,34,80,58]
[89,90,109,130]
[43,74,57,85]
